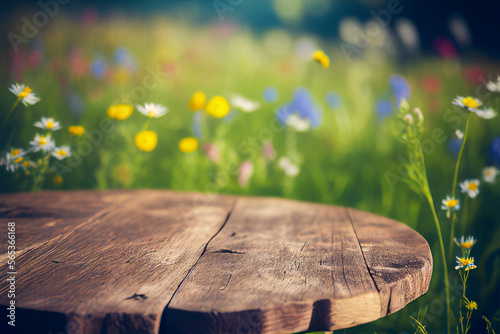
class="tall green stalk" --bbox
[419,145,451,334]
[3,98,21,128]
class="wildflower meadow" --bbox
[1,2,499,333]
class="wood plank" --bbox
[0,191,432,334]
[346,208,433,316]
[164,197,382,333]
[0,190,236,334]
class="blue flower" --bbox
[375,99,394,123]
[276,88,322,130]
[490,137,500,165]
[389,75,411,107]
[91,56,108,79]
[263,87,278,103]
[448,138,463,158]
[193,112,202,138]
[114,47,137,72]
[67,91,85,116]
[114,47,128,65]
[325,92,342,109]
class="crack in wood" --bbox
[344,208,380,293]
[164,200,237,310]
[211,249,245,255]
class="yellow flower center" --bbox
[46,121,54,129]
[57,150,68,156]
[462,97,479,109]
[12,149,21,156]
[14,157,23,164]
[22,161,29,167]
[135,130,158,152]
[39,136,47,145]
[189,91,207,111]
[467,183,478,191]
[445,199,458,207]
[486,170,491,176]
[461,242,473,249]
[179,137,199,153]
[148,109,155,117]
[19,86,32,98]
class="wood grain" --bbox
[0,190,432,334]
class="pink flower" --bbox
[262,142,276,161]
[433,37,457,59]
[464,66,485,85]
[238,161,254,187]
[421,76,442,94]
[203,143,220,163]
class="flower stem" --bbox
[417,143,451,333]
[449,212,457,263]
[425,190,451,334]
[144,118,152,131]
[452,113,472,198]
[3,98,21,128]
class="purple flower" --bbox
[193,112,202,138]
[389,75,411,107]
[91,56,108,79]
[325,92,342,109]
[276,88,322,129]
[448,138,463,158]
[264,87,278,102]
[375,99,394,123]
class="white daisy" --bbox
[34,117,62,131]
[29,134,55,152]
[455,129,464,139]
[9,83,40,106]
[459,179,480,199]
[486,76,500,93]
[483,167,498,183]
[51,146,71,160]
[285,114,311,132]
[136,103,168,118]
[441,195,460,218]
[475,107,497,120]
[230,95,260,113]
[278,157,300,177]
[452,96,482,112]
[454,235,477,249]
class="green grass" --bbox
[1,14,499,333]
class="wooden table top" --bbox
[0,190,432,334]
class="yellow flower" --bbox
[135,130,158,152]
[189,91,207,111]
[313,50,330,68]
[53,175,63,184]
[68,125,85,136]
[465,300,477,311]
[108,104,133,120]
[206,96,230,118]
[179,137,199,153]
[455,256,477,271]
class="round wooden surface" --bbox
[0,190,432,334]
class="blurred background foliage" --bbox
[0,0,499,333]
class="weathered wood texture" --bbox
[0,190,432,334]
